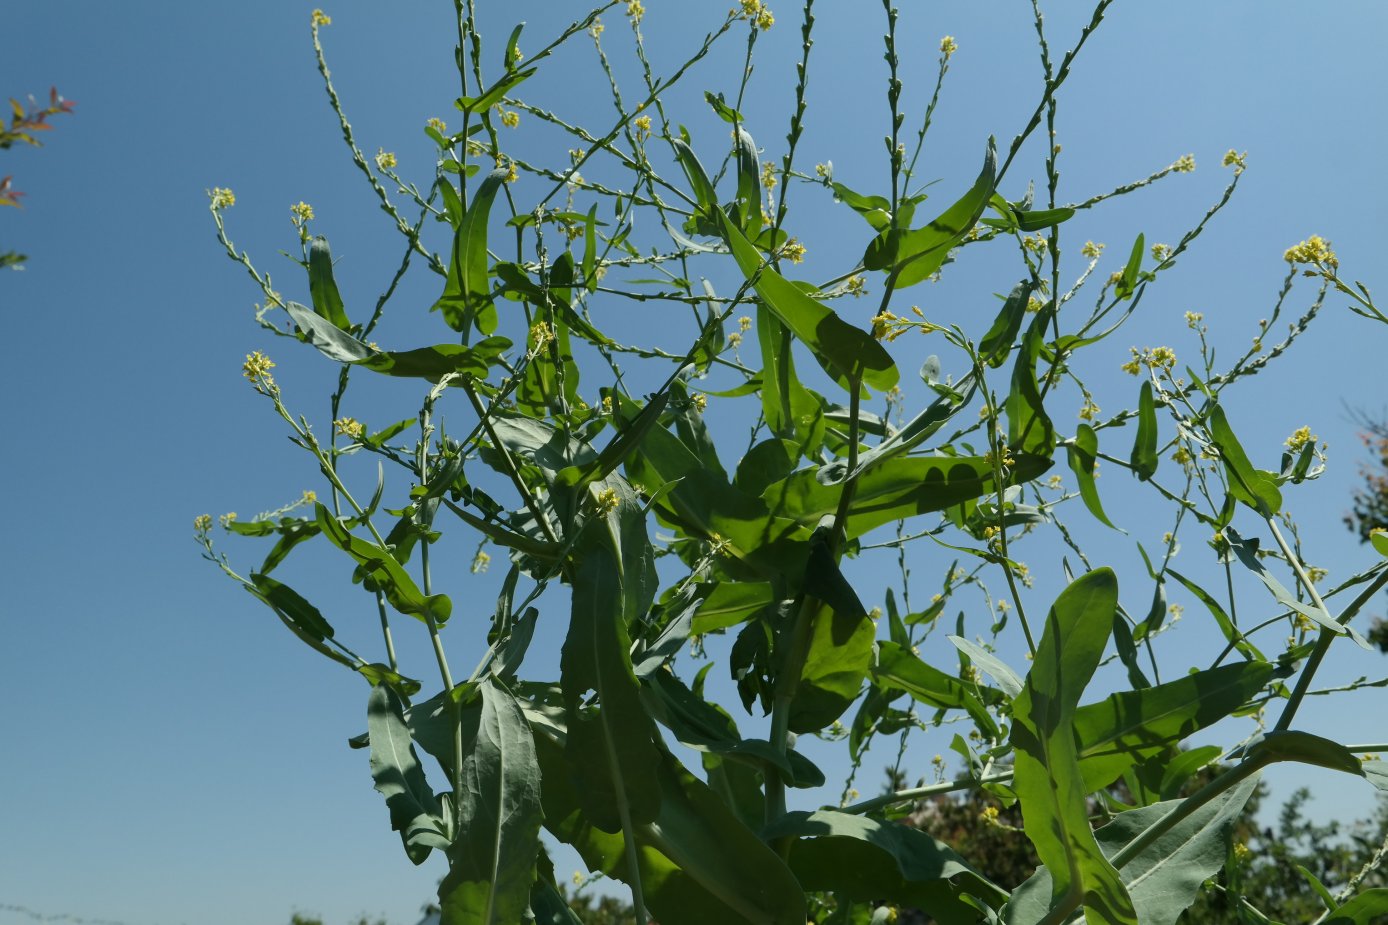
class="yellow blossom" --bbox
[209,187,236,210]
[193,514,213,533]
[1025,296,1044,313]
[814,162,831,178]
[1283,234,1338,269]
[1047,474,1064,490]
[1285,425,1315,451]
[1081,240,1104,259]
[334,417,365,439]
[1233,842,1250,862]
[1151,242,1172,262]
[1078,397,1100,422]
[500,110,520,129]
[756,6,774,29]
[589,20,604,38]
[530,320,556,348]
[374,148,397,170]
[761,160,778,190]
[1021,234,1047,253]
[302,490,317,504]
[738,315,753,332]
[868,607,882,622]
[845,275,866,297]
[626,0,645,24]
[1173,445,1193,466]
[980,805,1000,824]
[1150,346,1176,369]
[781,238,806,263]
[1171,153,1196,173]
[691,393,708,413]
[1185,310,1204,329]
[242,350,275,382]
[471,549,492,574]
[311,9,332,27]
[594,486,621,514]
[219,512,238,529]
[290,201,314,223]
[634,114,652,139]
[1222,149,1247,174]
[500,157,519,184]
[510,44,524,64]
[940,35,958,57]
[426,117,448,135]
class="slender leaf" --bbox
[315,503,452,625]
[1115,233,1144,300]
[307,235,350,330]
[1207,404,1282,516]
[1131,381,1159,480]
[978,280,1035,368]
[433,168,506,335]
[367,684,448,865]
[1326,889,1388,924]
[1068,423,1119,529]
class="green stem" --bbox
[839,771,1014,816]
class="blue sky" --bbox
[4,3,1388,924]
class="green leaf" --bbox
[286,300,374,363]
[248,573,335,642]
[314,503,452,625]
[1223,527,1347,638]
[1014,206,1076,232]
[1246,729,1365,776]
[1072,660,1277,792]
[1068,423,1119,529]
[1371,531,1388,558]
[703,90,744,124]
[1006,773,1260,925]
[582,204,599,292]
[456,67,537,115]
[831,182,894,232]
[733,127,760,232]
[947,635,1023,698]
[1006,322,1054,456]
[755,309,825,453]
[433,168,506,336]
[717,208,898,391]
[1326,889,1388,924]
[1131,380,1159,481]
[762,453,1052,539]
[761,809,1008,924]
[367,684,448,865]
[1207,403,1282,516]
[307,235,351,330]
[978,280,1035,368]
[502,23,524,72]
[862,138,996,288]
[690,581,775,634]
[789,530,877,734]
[670,139,718,220]
[561,544,663,831]
[355,337,511,382]
[1009,568,1137,925]
[439,676,544,925]
[536,731,806,925]
[1115,233,1144,300]
[1166,568,1264,661]
[875,641,1000,738]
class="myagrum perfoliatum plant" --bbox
[197,2,1388,923]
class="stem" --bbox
[839,771,1015,816]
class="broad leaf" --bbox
[978,280,1035,368]
[1326,889,1388,924]
[1207,404,1281,516]
[355,336,511,382]
[1068,423,1118,529]
[307,235,351,330]
[1130,381,1158,481]
[367,684,448,865]
[439,677,544,925]
[315,503,452,625]
[875,641,1000,738]
[1009,568,1137,925]
[1006,773,1260,925]
[433,167,506,335]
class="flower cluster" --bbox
[1283,234,1338,269]
[626,0,645,25]
[500,110,520,129]
[1121,345,1176,375]
[845,275,867,298]
[940,35,958,57]
[1222,149,1247,174]
[1171,153,1196,173]
[736,0,774,30]
[1080,240,1104,259]
[1184,310,1204,329]
[780,238,806,263]
[530,320,555,348]
[1285,425,1316,452]
[761,160,777,190]
[242,350,275,392]
[1150,242,1172,263]
[634,114,652,140]
[334,417,365,439]
[471,549,492,574]
[426,117,448,135]
[593,486,621,514]
[374,149,397,171]
[208,187,236,210]
[311,9,332,27]
[290,201,314,223]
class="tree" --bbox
[1,86,74,269]
[1346,416,1388,651]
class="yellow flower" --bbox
[1171,153,1196,173]
[691,393,708,413]
[588,20,604,38]
[426,117,448,135]
[626,0,645,24]
[1078,397,1100,422]
[756,7,774,30]
[845,275,867,297]
[530,320,556,348]
[1149,345,1176,369]
[780,238,806,263]
[738,315,752,331]
[726,331,743,348]
[980,805,1000,824]
[290,201,315,223]
[1151,242,1172,262]
[1222,149,1247,174]
[1047,474,1064,490]
[940,35,958,57]
[374,148,397,170]
[634,114,652,139]
[219,512,238,529]
[1081,240,1104,259]
[510,44,524,64]
[193,514,214,533]
[1285,425,1315,452]
[500,110,520,129]
[242,350,275,381]
[737,0,761,17]
[334,417,365,439]
[1283,234,1338,269]
[594,486,621,514]
[1173,445,1193,466]
[761,160,778,190]
[471,549,492,574]
[814,162,831,178]
[1021,234,1047,253]
[209,187,236,210]
[301,490,317,503]
[311,9,332,27]
[1184,310,1204,329]
[1120,348,1142,376]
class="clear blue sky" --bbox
[4,3,1388,924]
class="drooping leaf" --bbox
[439,676,544,925]
[1326,889,1388,924]
[733,127,760,232]
[1009,568,1137,925]
[762,810,1008,925]
[1068,423,1118,529]
[1167,568,1264,661]
[355,337,511,382]
[248,573,335,642]
[286,300,374,363]
[1006,321,1054,456]
[314,503,452,625]
[1014,206,1076,232]
[456,68,537,114]
[717,209,898,391]
[1224,527,1348,638]
[433,167,507,336]
[1207,404,1282,516]
[756,309,825,454]
[670,139,719,221]
[366,684,448,865]
[1131,381,1159,481]
[831,182,894,232]
[874,641,1000,738]
[947,635,1023,698]
[1245,729,1366,776]
[1006,773,1260,925]
[307,235,351,330]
